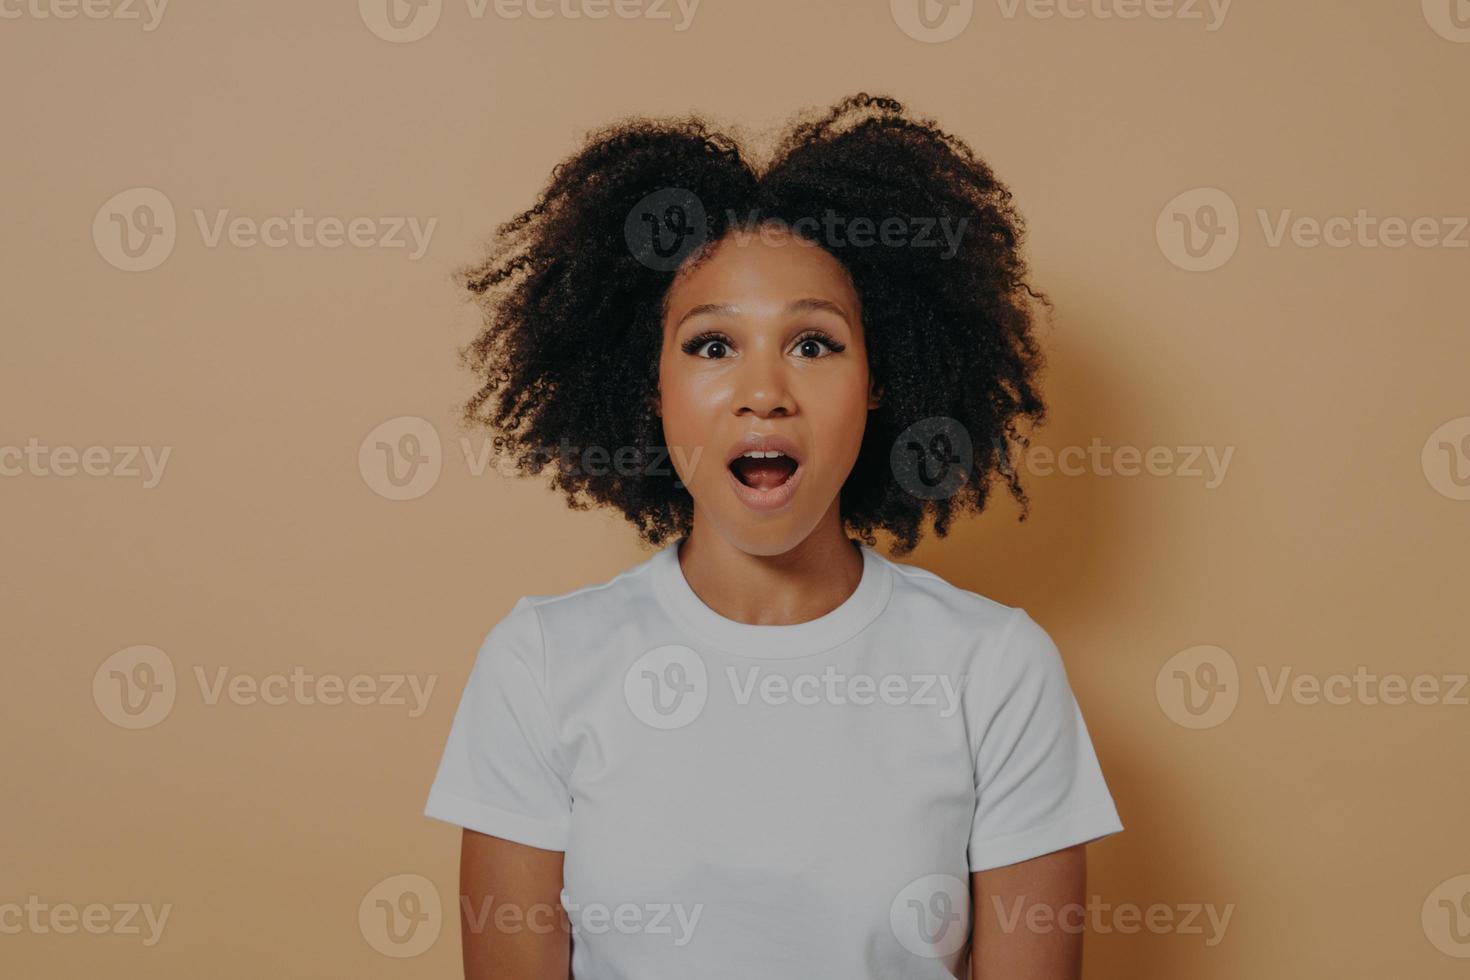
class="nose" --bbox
[731,347,795,419]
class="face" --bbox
[654,224,881,556]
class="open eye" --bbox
[792,329,846,358]
[681,331,732,359]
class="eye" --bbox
[681,330,732,359]
[792,329,847,359]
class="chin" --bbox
[696,493,835,558]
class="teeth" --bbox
[739,450,787,459]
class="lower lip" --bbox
[726,461,804,512]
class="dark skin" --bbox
[457,228,1089,978]
[458,830,569,979]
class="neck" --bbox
[676,508,864,626]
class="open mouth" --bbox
[728,451,799,490]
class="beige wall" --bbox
[4,1,1469,976]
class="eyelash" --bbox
[680,329,847,359]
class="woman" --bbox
[425,92,1123,979]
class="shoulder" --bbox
[461,553,663,695]
[880,552,1020,641]
[878,553,1065,678]
[479,548,665,658]
[519,548,662,623]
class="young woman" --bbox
[425,92,1123,979]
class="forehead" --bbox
[663,228,860,322]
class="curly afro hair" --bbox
[457,92,1051,556]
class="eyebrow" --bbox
[675,297,851,329]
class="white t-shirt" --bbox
[425,538,1123,978]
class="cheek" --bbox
[805,372,872,479]
[656,369,723,483]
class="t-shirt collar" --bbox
[650,537,894,659]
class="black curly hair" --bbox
[456,92,1051,556]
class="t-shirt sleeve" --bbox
[423,597,572,851]
[967,607,1124,872]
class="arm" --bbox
[969,843,1087,980]
[460,829,572,979]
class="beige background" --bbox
[4,0,1469,976]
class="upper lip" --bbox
[725,432,804,468]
